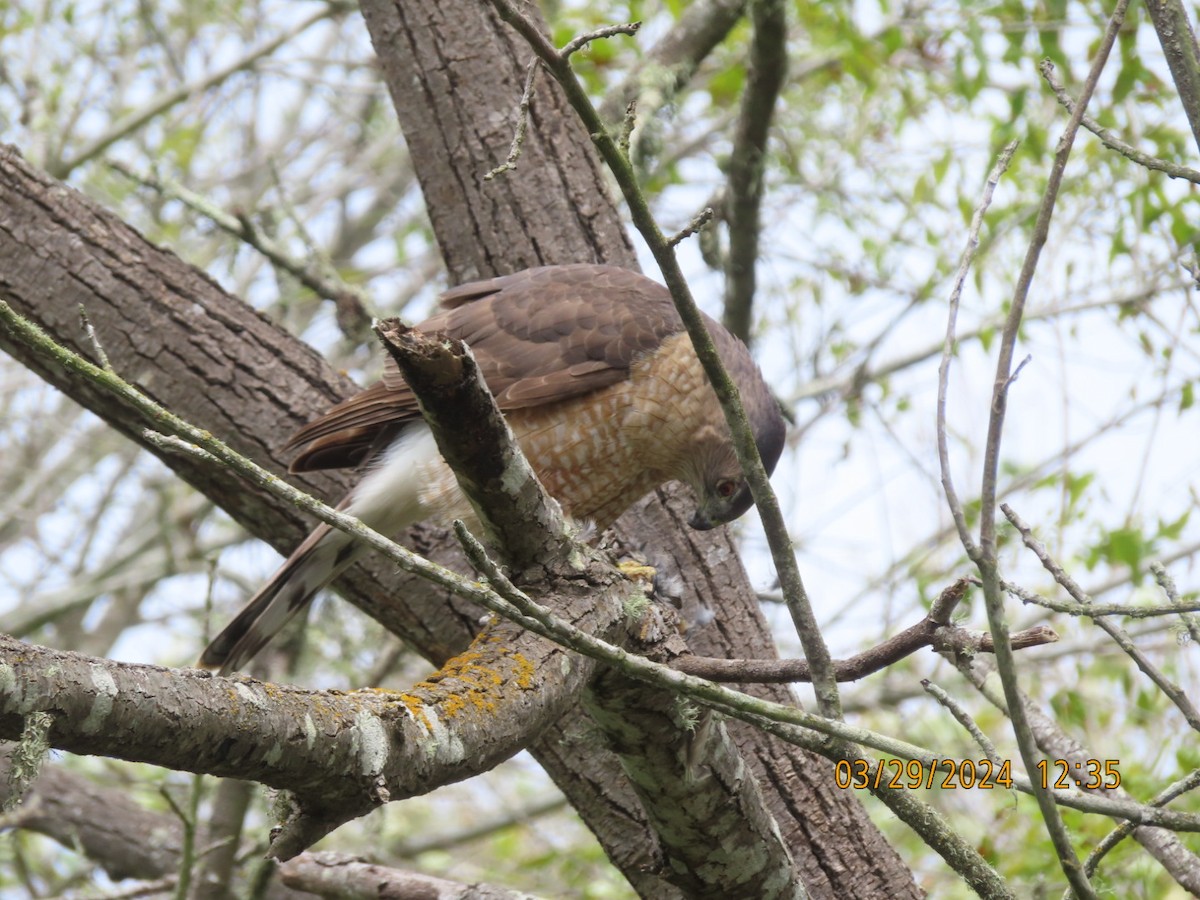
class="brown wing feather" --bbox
[288,265,682,473]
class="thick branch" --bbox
[375,321,574,569]
[279,851,541,899]
[584,670,805,899]
[1144,0,1200,152]
[0,624,616,862]
[0,288,653,859]
[722,0,787,344]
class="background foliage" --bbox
[1,0,1198,895]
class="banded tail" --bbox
[198,426,439,674]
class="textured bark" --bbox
[0,145,469,661]
[617,491,925,897]
[585,668,804,899]
[359,0,636,280]
[0,611,623,861]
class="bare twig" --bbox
[1153,561,1200,645]
[921,680,1004,762]
[1004,579,1200,618]
[77,305,113,373]
[667,206,714,248]
[676,579,1056,682]
[676,625,1057,682]
[1003,503,1200,734]
[485,60,541,181]
[560,22,642,58]
[938,140,1019,562]
[1041,62,1200,184]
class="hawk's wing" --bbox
[287,265,682,473]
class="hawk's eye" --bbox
[716,479,738,499]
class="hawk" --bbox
[200,265,785,674]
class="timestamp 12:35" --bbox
[834,758,1121,791]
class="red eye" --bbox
[716,480,737,499]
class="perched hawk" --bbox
[200,265,785,674]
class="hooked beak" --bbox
[687,483,754,531]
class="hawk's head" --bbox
[686,403,786,530]
[684,330,787,531]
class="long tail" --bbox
[198,425,438,675]
[197,520,361,674]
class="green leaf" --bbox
[978,326,995,354]
[1087,526,1149,576]
[1157,510,1190,541]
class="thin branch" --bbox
[922,680,1004,761]
[973,5,1130,895]
[955,654,1200,896]
[1004,579,1200,618]
[78,305,113,373]
[392,795,568,857]
[799,284,1170,405]
[666,206,714,248]
[484,60,541,181]
[1003,503,1200,733]
[1077,768,1200,889]
[676,625,1058,682]
[560,22,642,58]
[1041,62,1200,184]
[1153,561,1200,645]
[938,140,1019,563]
[677,578,1056,682]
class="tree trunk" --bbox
[361,1,919,896]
